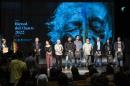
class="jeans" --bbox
[46,53,53,69]
[74,50,82,67]
[65,52,74,68]
[94,51,102,66]
[114,51,123,67]
[84,55,92,66]
[55,55,62,67]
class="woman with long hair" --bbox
[45,40,53,71]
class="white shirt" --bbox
[97,41,101,50]
[2,44,6,48]
[117,41,122,52]
[83,43,92,55]
[74,40,82,51]
[54,44,63,55]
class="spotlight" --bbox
[121,6,126,12]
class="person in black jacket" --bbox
[114,37,125,67]
[103,39,113,64]
[93,37,103,67]
[64,37,75,69]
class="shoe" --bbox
[65,67,67,70]
[47,68,50,71]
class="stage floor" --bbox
[38,57,108,65]
[62,67,106,77]
[62,68,89,78]
[39,57,109,77]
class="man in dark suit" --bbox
[114,37,125,67]
[93,37,103,66]
[103,39,113,64]
[64,37,75,69]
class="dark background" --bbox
[1,1,60,54]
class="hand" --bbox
[58,51,62,54]
[39,49,41,51]
[69,50,71,52]
[76,49,79,51]
[109,51,111,54]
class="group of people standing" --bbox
[0,35,125,70]
[33,36,125,70]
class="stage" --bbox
[62,68,89,78]
[39,57,109,78]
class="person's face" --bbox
[107,39,109,43]
[76,36,80,40]
[86,39,90,43]
[35,38,39,42]
[57,40,61,44]
[46,41,49,45]
[117,37,121,41]
[2,39,6,44]
[47,2,113,45]
[68,37,72,42]
[97,37,100,42]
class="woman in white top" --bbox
[54,39,63,68]
[2,38,8,53]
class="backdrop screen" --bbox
[1,1,114,55]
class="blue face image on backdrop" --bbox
[46,2,113,45]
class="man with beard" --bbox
[65,37,75,69]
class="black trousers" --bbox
[55,55,62,67]
[35,54,40,64]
